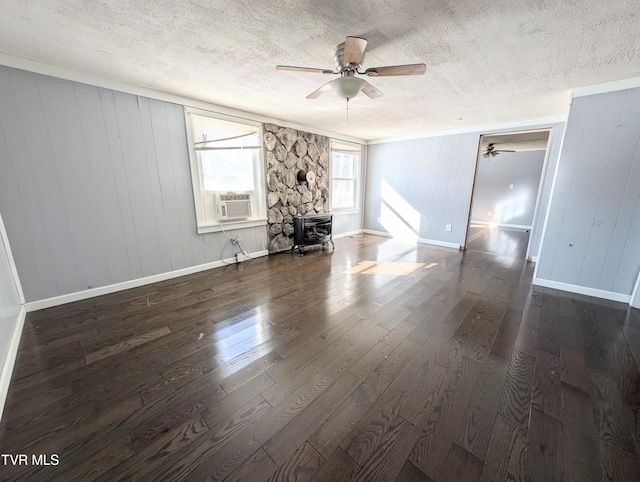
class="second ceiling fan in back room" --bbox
[483,143,516,158]
[276,36,427,102]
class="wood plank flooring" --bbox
[466,224,530,259]
[1,234,640,481]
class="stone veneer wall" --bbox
[264,123,330,253]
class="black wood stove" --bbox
[292,214,334,256]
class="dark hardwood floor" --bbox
[1,234,639,481]
[466,224,530,259]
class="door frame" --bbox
[463,128,553,260]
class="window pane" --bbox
[190,114,261,194]
[200,149,255,192]
[187,109,266,228]
[191,115,258,146]
[332,152,354,179]
[332,179,355,209]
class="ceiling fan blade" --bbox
[306,80,334,99]
[361,80,383,99]
[344,36,367,65]
[276,65,334,74]
[495,149,516,153]
[364,63,426,77]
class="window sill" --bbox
[197,218,267,234]
[331,209,361,216]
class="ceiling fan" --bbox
[276,36,426,100]
[483,143,516,158]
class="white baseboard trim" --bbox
[0,305,26,421]
[417,238,461,250]
[361,230,460,250]
[25,250,270,312]
[532,277,631,303]
[333,229,364,239]
[362,229,393,238]
[470,221,532,230]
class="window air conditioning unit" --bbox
[216,194,251,220]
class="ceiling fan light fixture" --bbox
[332,76,365,99]
[277,36,426,101]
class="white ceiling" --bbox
[1,1,639,141]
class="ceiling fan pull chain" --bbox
[346,98,349,124]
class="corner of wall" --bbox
[0,306,26,421]
[0,211,26,420]
[631,271,640,309]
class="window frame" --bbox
[184,107,267,234]
[330,140,362,214]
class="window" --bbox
[185,108,266,233]
[330,140,361,211]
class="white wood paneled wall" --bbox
[332,212,362,237]
[536,88,640,297]
[0,66,267,302]
[364,122,564,254]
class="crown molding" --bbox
[0,52,366,145]
[366,116,567,145]
[572,76,640,98]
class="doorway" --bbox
[464,129,551,259]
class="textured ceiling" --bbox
[0,1,639,140]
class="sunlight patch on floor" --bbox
[343,259,439,276]
[343,260,378,274]
[466,224,490,244]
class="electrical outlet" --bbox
[376,216,381,223]
[509,184,514,190]
[446,224,452,232]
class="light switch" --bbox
[509,184,514,190]
[446,224,452,232]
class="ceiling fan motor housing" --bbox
[334,42,364,71]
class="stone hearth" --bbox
[264,123,330,253]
